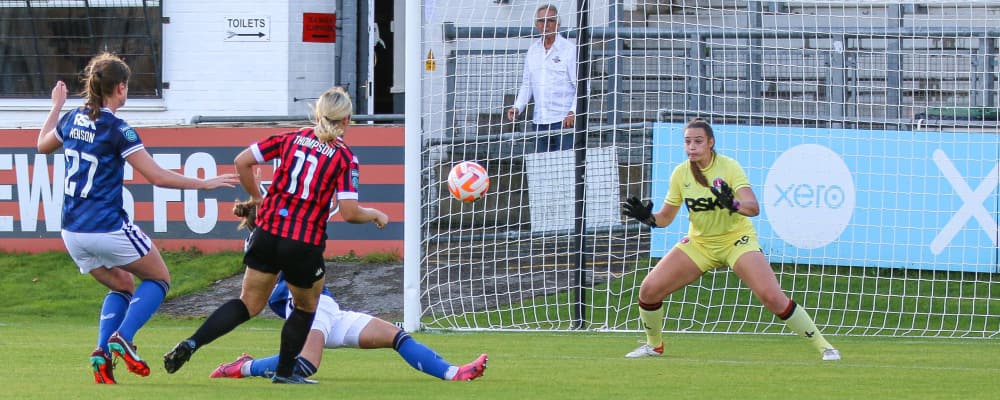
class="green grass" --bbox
[445,263,1000,336]
[1,318,999,399]
[0,248,398,319]
[2,251,999,399]
[0,249,245,318]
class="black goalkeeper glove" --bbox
[710,178,740,214]
[622,196,657,228]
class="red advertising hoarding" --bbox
[0,126,403,256]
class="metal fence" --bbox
[443,4,1000,132]
[0,0,162,98]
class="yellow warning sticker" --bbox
[425,49,437,72]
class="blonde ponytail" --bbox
[311,86,353,143]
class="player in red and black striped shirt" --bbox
[254,126,357,245]
[164,87,388,384]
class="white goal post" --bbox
[404,0,1000,337]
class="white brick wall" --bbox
[0,0,336,128]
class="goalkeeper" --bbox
[621,118,840,361]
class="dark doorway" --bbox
[373,0,394,114]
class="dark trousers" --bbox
[532,122,573,152]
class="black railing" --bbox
[442,22,1000,129]
[0,1,163,98]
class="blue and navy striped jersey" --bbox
[55,107,144,232]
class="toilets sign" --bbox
[224,16,270,42]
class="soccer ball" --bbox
[447,161,490,202]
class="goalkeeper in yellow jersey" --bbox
[621,118,840,361]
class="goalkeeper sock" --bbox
[638,300,665,347]
[778,300,834,353]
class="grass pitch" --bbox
[2,250,998,399]
[2,316,999,400]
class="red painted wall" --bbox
[0,126,404,256]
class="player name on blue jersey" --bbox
[68,114,97,143]
[68,128,96,143]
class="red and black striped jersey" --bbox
[250,128,359,246]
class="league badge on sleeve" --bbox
[120,125,138,142]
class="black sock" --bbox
[275,307,315,377]
[189,299,251,348]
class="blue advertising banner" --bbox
[651,123,998,273]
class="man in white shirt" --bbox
[506,4,578,152]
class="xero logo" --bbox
[929,149,998,255]
[772,183,847,209]
[764,144,855,249]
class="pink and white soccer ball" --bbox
[447,161,490,202]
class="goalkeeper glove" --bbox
[622,196,657,228]
[710,178,740,214]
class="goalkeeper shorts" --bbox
[675,231,762,272]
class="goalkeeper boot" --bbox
[90,348,116,384]
[210,353,253,378]
[625,343,664,358]
[822,348,841,361]
[452,353,489,381]
[163,339,197,374]
[108,332,150,377]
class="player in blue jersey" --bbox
[164,86,389,384]
[207,272,488,382]
[36,53,239,384]
[621,118,840,361]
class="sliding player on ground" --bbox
[208,273,488,382]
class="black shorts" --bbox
[243,228,326,288]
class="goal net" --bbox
[409,0,1000,337]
